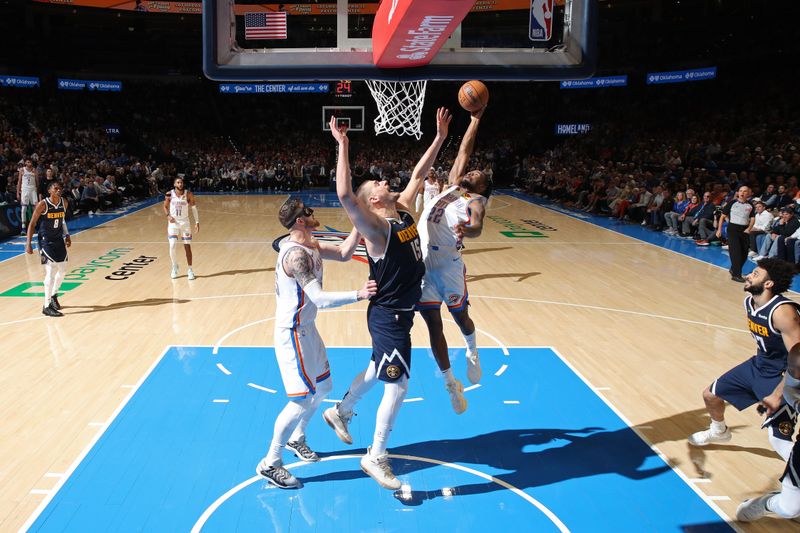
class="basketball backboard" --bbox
[203,0,596,82]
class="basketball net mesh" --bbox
[365,80,428,139]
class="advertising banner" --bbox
[560,75,627,89]
[646,67,717,85]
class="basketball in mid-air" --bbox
[458,80,489,113]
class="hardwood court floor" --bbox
[0,192,795,532]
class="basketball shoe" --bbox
[323,404,353,444]
[360,447,401,490]
[286,438,320,462]
[466,349,482,384]
[736,492,778,522]
[446,379,467,414]
[688,427,731,446]
[256,459,300,489]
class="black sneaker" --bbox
[50,296,61,310]
[255,460,300,489]
[286,439,320,462]
[43,305,63,317]
[731,275,745,283]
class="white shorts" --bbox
[274,324,330,398]
[20,188,38,206]
[168,220,192,242]
[417,253,468,313]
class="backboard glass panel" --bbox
[322,106,365,131]
[204,0,596,81]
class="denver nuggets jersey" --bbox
[169,189,190,222]
[745,294,800,374]
[368,210,425,310]
[38,198,65,243]
[419,185,486,257]
[275,241,323,328]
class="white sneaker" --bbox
[445,379,467,414]
[736,492,778,522]
[255,459,300,489]
[323,405,353,444]
[687,427,732,446]
[466,350,482,384]
[360,448,401,490]
[187,268,195,280]
[170,265,179,279]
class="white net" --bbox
[365,79,428,139]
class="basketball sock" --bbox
[442,367,456,385]
[169,239,177,265]
[52,262,67,301]
[371,378,408,456]
[710,419,727,433]
[43,263,54,307]
[289,378,332,443]
[463,331,477,354]
[339,362,378,415]
[266,398,309,466]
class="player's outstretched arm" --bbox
[319,227,361,262]
[284,246,376,308]
[398,107,451,209]
[329,117,387,246]
[449,107,485,185]
[24,201,46,254]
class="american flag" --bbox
[244,12,287,40]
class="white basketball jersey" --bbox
[423,179,440,207]
[419,185,485,256]
[169,189,190,222]
[275,241,324,329]
[21,168,37,190]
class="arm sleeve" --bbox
[191,205,199,223]
[302,279,359,309]
[783,374,800,411]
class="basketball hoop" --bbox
[365,79,428,139]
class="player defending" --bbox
[738,304,800,522]
[687,258,800,463]
[164,177,199,280]
[25,180,71,317]
[416,107,492,414]
[322,108,449,490]
[18,159,41,235]
[256,197,376,489]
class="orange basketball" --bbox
[458,80,489,113]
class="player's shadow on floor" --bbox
[466,272,540,282]
[306,426,671,496]
[193,267,274,279]
[460,247,512,255]
[64,297,191,314]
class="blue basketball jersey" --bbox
[368,210,425,310]
[745,294,800,374]
[38,198,66,244]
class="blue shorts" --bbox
[711,356,783,411]
[367,304,414,382]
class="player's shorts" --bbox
[782,438,800,487]
[39,238,67,264]
[20,188,38,206]
[368,304,413,382]
[168,219,192,242]
[711,356,784,411]
[416,252,468,313]
[274,324,330,398]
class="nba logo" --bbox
[529,0,554,41]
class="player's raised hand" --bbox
[436,107,452,138]
[329,116,348,144]
[471,104,486,120]
[357,279,378,300]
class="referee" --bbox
[717,185,755,282]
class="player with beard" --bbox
[255,197,375,489]
[25,180,71,316]
[164,177,199,280]
[687,258,800,463]
[416,107,493,413]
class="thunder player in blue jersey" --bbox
[688,258,800,462]
[323,108,451,490]
[25,180,71,317]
